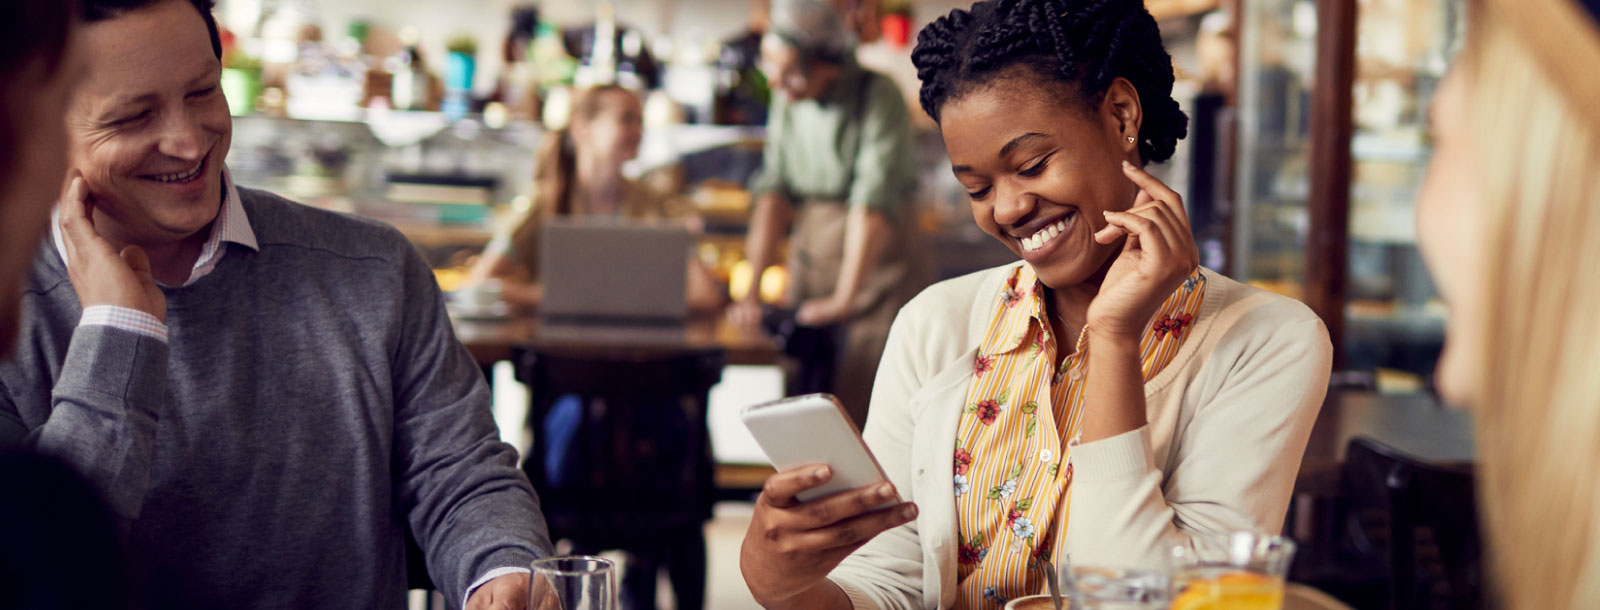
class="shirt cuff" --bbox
[79,306,167,343]
[464,566,532,608]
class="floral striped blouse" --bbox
[953,264,1206,609]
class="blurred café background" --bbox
[210,0,1472,608]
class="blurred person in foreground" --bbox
[0,1,553,608]
[1,2,82,355]
[466,84,724,312]
[1416,0,1600,607]
[730,0,931,425]
[0,3,130,610]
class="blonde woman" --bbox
[1415,0,1600,607]
[1,1,96,360]
[468,84,724,311]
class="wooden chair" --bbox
[1339,436,1483,610]
[517,347,722,610]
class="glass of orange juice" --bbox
[1167,532,1296,610]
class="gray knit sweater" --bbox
[0,188,551,609]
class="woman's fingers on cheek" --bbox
[1160,197,1192,230]
[1151,205,1198,267]
[1121,161,1182,206]
[1095,215,1129,243]
[1110,211,1157,237]
[1146,206,1184,251]
[1133,189,1156,207]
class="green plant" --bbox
[446,34,477,57]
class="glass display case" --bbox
[1343,0,1463,387]
[1232,0,1462,388]
[1233,0,1317,299]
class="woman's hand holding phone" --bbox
[740,465,918,609]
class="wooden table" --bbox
[1302,390,1475,471]
[451,314,783,368]
[1296,390,1474,498]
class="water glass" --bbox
[529,555,617,610]
[1168,532,1296,610]
[1002,565,1169,610]
[1064,565,1171,609]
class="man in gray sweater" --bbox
[0,1,552,608]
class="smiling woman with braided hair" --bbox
[739,1,1332,608]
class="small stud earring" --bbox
[1125,136,1136,144]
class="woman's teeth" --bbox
[149,162,203,183]
[1022,217,1072,252]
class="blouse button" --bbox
[1038,449,1054,463]
[1068,368,1084,381]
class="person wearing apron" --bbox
[731,0,931,426]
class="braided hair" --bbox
[912,0,1188,163]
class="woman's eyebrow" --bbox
[951,132,1051,175]
[999,133,1048,158]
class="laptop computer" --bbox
[538,217,692,326]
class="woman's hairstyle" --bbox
[533,84,638,217]
[1462,0,1600,607]
[509,85,641,271]
[0,0,77,178]
[911,0,1187,163]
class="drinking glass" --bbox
[1168,532,1296,610]
[1065,565,1171,609]
[1002,565,1169,610]
[529,555,617,610]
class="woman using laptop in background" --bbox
[466,83,727,609]
[1414,0,1600,607]
[466,84,725,312]
[739,1,1331,608]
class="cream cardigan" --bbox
[828,263,1332,610]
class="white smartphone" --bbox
[740,393,898,508]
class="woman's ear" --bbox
[1103,77,1143,158]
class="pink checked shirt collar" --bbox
[53,168,259,288]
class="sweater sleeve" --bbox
[748,97,792,200]
[828,301,932,610]
[1063,316,1331,569]
[1,325,168,520]
[390,244,553,603]
[845,74,917,219]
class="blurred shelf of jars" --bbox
[215,0,1463,391]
